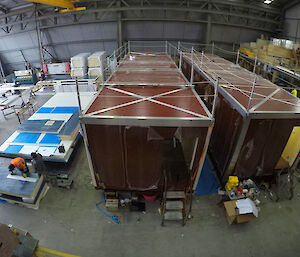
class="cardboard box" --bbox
[224,200,257,224]
[267,45,293,59]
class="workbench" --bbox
[0,84,33,119]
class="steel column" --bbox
[35,7,44,67]
[165,40,168,54]
[75,77,82,113]
[190,46,194,85]
[116,0,123,49]
[236,50,240,65]
[128,40,131,53]
[212,78,218,118]
[253,56,258,73]
[81,123,99,187]
[179,51,182,71]
[295,19,299,42]
[247,76,256,111]
[206,2,212,45]
[0,57,5,79]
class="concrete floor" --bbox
[0,93,300,257]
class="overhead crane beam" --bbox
[25,0,75,9]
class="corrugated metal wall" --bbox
[0,18,269,73]
[284,3,300,42]
[211,25,264,49]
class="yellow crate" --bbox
[226,176,239,190]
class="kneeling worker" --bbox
[8,157,29,178]
[31,152,46,177]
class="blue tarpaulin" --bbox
[39,134,61,144]
[52,107,79,114]
[36,106,79,114]
[13,133,41,144]
[36,107,55,114]
[4,145,24,154]
[195,158,219,196]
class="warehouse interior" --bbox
[0,0,300,256]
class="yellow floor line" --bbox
[36,246,81,257]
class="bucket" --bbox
[143,194,156,202]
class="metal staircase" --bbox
[161,170,187,226]
[160,138,194,226]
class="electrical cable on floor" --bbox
[96,199,120,224]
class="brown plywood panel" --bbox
[210,95,243,176]
[95,100,200,118]
[108,70,187,85]
[121,87,178,97]
[181,55,300,180]
[223,87,263,110]
[85,125,127,189]
[182,59,243,176]
[85,125,207,191]
[125,53,172,62]
[183,127,208,173]
[202,54,232,64]
[156,89,209,117]
[200,63,229,70]
[83,53,212,191]
[183,53,300,114]
[205,70,276,88]
[89,87,208,118]
[256,90,300,112]
[234,119,297,177]
[86,88,139,114]
[119,62,176,69]
[125,127,164,190]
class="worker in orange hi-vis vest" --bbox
[8,157,29,178]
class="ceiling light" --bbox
[264,0,273,4]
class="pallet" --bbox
[0,183,49,210]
